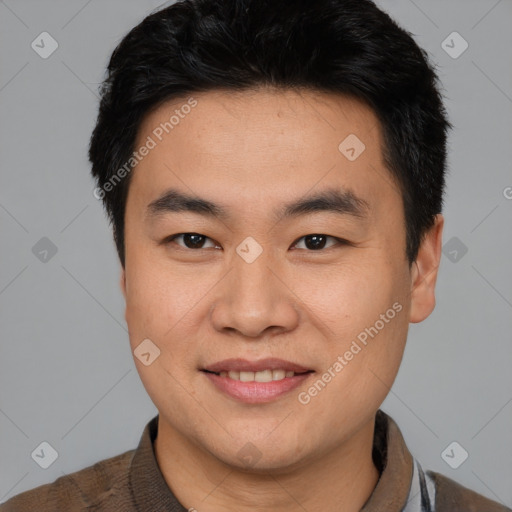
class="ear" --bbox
[409,214,444,323]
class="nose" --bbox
[210,248,300,339]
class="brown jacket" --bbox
[1,411,509,511]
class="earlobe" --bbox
[409,214,444,323]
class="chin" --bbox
[216,447,308,474]
[209,430,311,472]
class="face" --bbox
[121,88,442,470]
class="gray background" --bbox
[1,0,511,506]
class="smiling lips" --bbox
[220,369,295,382]
[201,358,314,403]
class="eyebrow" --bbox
[146,187,370,223]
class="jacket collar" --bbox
[362,410,414,511]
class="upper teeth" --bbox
[219,370,295,382]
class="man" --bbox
[2,0,509,510]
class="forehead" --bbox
[129,87,399,221]
[137,87,382,156]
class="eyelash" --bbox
[163,233,350,251]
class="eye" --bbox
[164,233,220,250]
[163,233,348,251]
[292,234,346,251]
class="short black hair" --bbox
[89,0,450,267]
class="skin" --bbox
[120,87,443,512]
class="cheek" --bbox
[124,256,203,337]
[123,258,203,402]
[290,256,410,400]
[290,256,407,336]
[123,255,222,390]
[297,304,409,440]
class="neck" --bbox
[155,415,380,512]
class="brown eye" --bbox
[293,234,345,251]
[166,233,218,249]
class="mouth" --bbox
[202,368,310,382]
[200,358,314,403]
